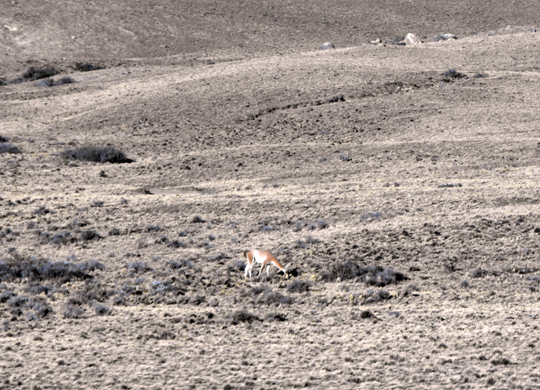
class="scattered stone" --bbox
[405,33,422,45]
[319,42,335,50]
[438,183,462,188]
[370,38,381,45]
[434,33,457,42]
[340,154,351,161]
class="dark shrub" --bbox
[7,295,28,307]
[94,303,110,316]
[127,262,152,273]
[229,310,261,325]
[321,261,363,281]
[20,66,59,81]
[0,135,9,142]
[74,62,103,72]
[0,290,17,303]
[207,252,229,262]
[49,231,77,245]
[167,239,186,248]
[286,279,311,293]
[264,312,287,322]
[60,146,133,164]
[0,256,104,283]
[109,228,121,236]
[365,267,407,287]
[189,294,206,305]
[322,262,407,286]
[442,69,466,79]
[63,304,85,319]
[166,259,193,270]
[55,76,75,86]
[81,230,102,241]
[360,310,374,319]
[471,268,487,278]
[24,284,51,295]
[36,78,55,87]
[28,298,52,318]
[150,280,174,294]
[146,225,163,232]
[317,220,328,229]
[491,357,512,366]
[0,143,19,154]
[191,215,205,223]
[363,289,392,303]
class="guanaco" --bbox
[243,250,288,279]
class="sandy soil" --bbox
[1,1,540,389]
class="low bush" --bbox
[442,69,466,79]
[127,261,152,273]
[63,304,85,319]
[229,309,261,325]
[80,230,102,241]
[49,231,77,245]
[286,279,312,293]
[166,259,194,270]
[59,146,133,164]
[150,280,175,294]
[55,76,75,86]
[0,142,19,154]
[74,62,103,72]
[322,262,407,286]
[18,66,59,82]
[363,288,392,303]
[247,284,295,305]
[94,303,110,316]
[264,312,287,322]
[0,256,104,283]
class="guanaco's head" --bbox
[283,266,290,279]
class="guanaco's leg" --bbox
[257,261,265,278]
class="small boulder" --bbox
[434,33,457,42]
[405,33,422,45]
[370,38,381,45]
[319,42,335,50]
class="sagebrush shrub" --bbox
[74,63,102,72]
[60,146,132,164]
[21,66,59,81]
[0,142,19,154]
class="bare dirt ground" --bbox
[2,1,540,389]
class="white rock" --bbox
[434,33,457,42]
[319,42,335,50]
[405,33,422,45]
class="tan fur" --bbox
[243,249,288,279]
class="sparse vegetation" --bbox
[286,279,311,293]
[322,262,407,286]
[228,310,261,325]
[0,255,104,283]
[59,146,133,164]
[73,62,103,72]
[442,68,467,79]
[0,142,19,154]
[15,66,59,83]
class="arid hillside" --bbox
[1,2,540,389]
